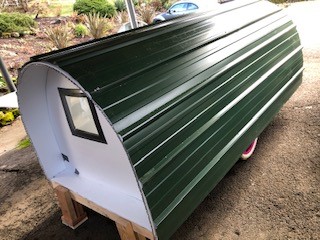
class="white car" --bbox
[153,0,219,23]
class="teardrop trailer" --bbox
[18,0,303,239]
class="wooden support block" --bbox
[52,183,154,239]
[54,185,88,229]
[135,232,147,240]
[116,220,146,240]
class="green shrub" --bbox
[73,0,116,18]
[114,0,126,12]
[11,108,20,118]
[270,0,287,3]
[0,13,36,34]
[0,19,25,34]
[0,111,14,125]
[74,23,88,37]
[0,108,20,127]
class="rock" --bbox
[2,32,11,38]
[22,31,32,36]
[0,165,8,169]
[50,19,62,24]
[0,50,17,57]
[11,32,20,38]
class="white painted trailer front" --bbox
[18,62,154,232]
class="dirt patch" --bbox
[0,17,90,78]
[0,2,320,240]
[0,117,26,155]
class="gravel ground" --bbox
[0,1,319,240]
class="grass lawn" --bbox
[48,1,74,17]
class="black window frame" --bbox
[58,88,107,144]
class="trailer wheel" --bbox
[241,138,258,160]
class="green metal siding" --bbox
[29,1,303,238]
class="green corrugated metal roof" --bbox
[29,0,303,238]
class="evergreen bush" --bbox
[74,23,88,37]
[0,13,35,35]
[270,0,287,3]
[0,109,19,126]
[73,0,116,18]
[114,0,126,12]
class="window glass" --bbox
[59,88,106,144]
[65,95,98,135]
[187,3,198,10]
[170,3,188,12]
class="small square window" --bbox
[59,88,107,144]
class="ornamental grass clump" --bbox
[45,24,73,49]
[115,11,128,25]
[85,12,112,39]
[138,5,155,25]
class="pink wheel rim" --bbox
[241,138,258,160]
[243,139,257,155]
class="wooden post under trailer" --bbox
[53,183,154,240]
